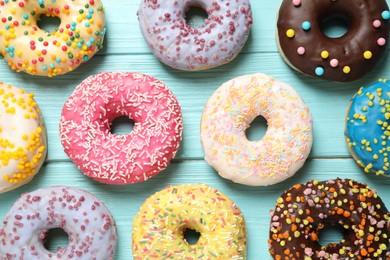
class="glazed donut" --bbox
[276,0,390,82]
[60,72,183,185]
[269,178,390,259]
[0,83,47,194]
[0,0,106,77]
[132,184,247,259]
[345,79,390,176]
[200,73,313,186]
[137,0,253,71]
[0,186,117,259]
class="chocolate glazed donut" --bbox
[269,179,390,259]
[277,0,390,82]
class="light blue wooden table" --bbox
[1,1,390,259]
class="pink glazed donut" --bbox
[137,0,253,71]
[60,72,183,185]
[0,186,117,259]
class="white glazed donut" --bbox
[0,0,106,77]
[0,186,117,259]
[200,73,313,186]
[137,0,253,71]
[0,83,47,194]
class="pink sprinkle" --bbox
[377,220,385,228]
[377,37,386,46]
[330,59,339,67]
[373,20,381,28]
[305,247,313,256]
[297,47,305,55]
[292,0,301,6]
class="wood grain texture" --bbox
[1,0,390,259]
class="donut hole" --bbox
[43,228,69,252]
[320,14,350,38]
[110,116,135,135]
[318,223,345,246]
[185,5,208,28]
[37,15,61,33]
[246,115,268,141]
[183,228,201,245]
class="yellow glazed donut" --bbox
[201,73,313,186]
[0,83,47,193]
[0,0,106,77]
[132,184,247,259]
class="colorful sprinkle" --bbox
[292,0,301,7]
[364,51,373,59]
[297,46,305,55]
[343,66,351,74]
[330,59,339,67]
[286,29,295,38]
[381,10,390,20]
[315,66,324,76]
[302,21,311,31]
[320,50,329,59]
[377,37,386,46]
[373,19,382,28]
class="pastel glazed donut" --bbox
[132,184,247,259]
[345,79,390,176]
[137,0,253,71]
[200,73,313,186]
[0,0,106,77]
[0,83,47,194]
[269,178,390,259]
[276,0,390,82]
[60,72,183,185]
[0,186,117,259]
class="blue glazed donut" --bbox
[345,79,390,176]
